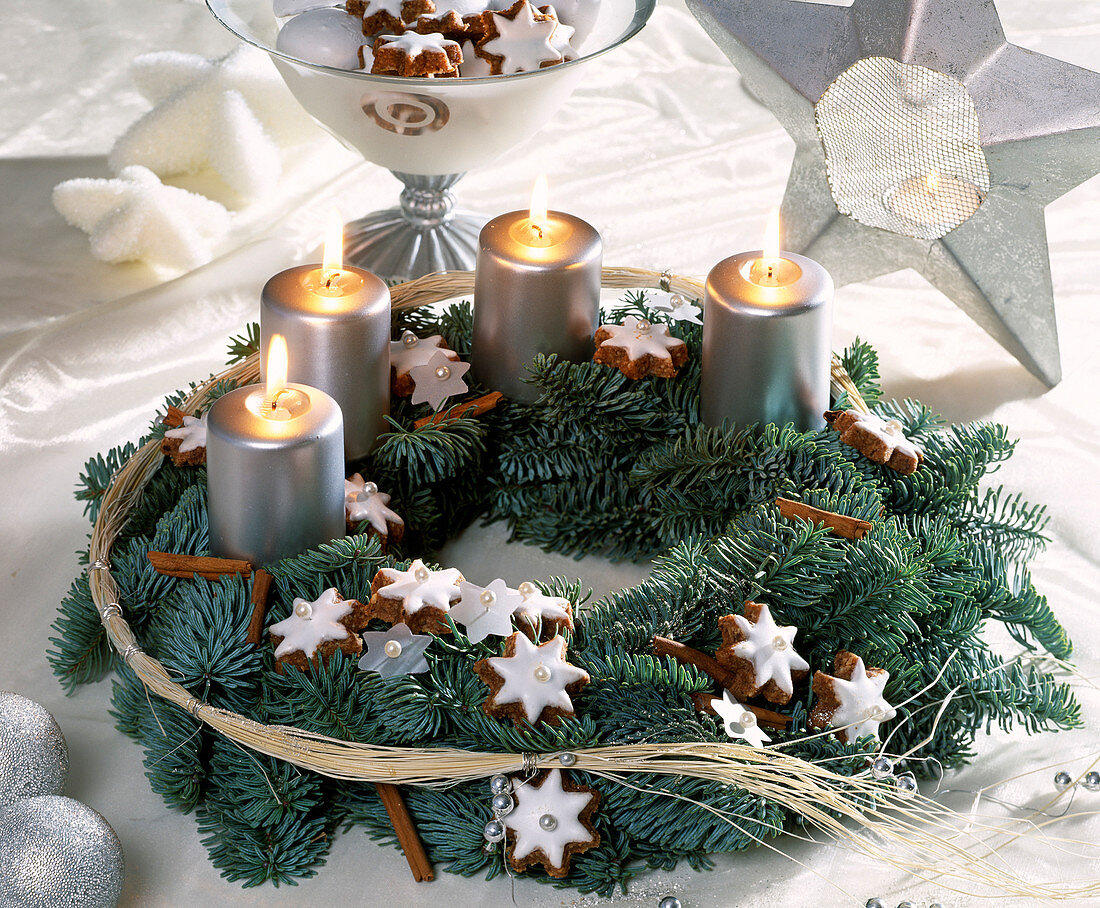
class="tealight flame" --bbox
[529,174,549,241]
[762,207,781,266]
[322,211,343,286]
[926,168,940,194]
[265,334,289,412]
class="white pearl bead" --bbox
[533,664,551,683]
[669,293,685,308]
[771,635,788,651]
[518,581,537,599]
[435,364,451,381]
[479,589,496,606]
[636,318,651,331]
[294,601,313,619]
[401,330,418,347]
[384,640,402,658]
[414,567,430,583]
[362,481,378,496]
[740,711,756,728]
[538,813,557,831]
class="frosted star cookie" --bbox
[715,601,809,706]
[367,558,464,633]
[268,587,370,672]
[810,650,897,743]
[474,632,588,726]
[593,315,689,379]
[344,474,405,548]
[475,0,562,74]
[824,409,924,475]
[372,31,463,76]
[504,769,600,877]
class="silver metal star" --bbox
[358,623,432,679]
[686,0,1100,386]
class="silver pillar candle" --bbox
[472,205,602,402]
[207,373,345,566]
[700,249,833,431]
[260,264,389,461]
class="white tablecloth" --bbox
[2,0,1099,905]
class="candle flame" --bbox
[322,211,343,285]
[926,168,940,194]
[762,207,781,263]
[265,334,289,411]
[529,175,549,240]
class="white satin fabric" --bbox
[1,0,1098,905]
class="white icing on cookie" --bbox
[451,579,522,643]
[164,412,208,453]
[543,0,599,47]
[506,769,597,869]
[432,0,490,17]
[458,39,493,76]
[711,689,771,748]
[390,332,461,375]
[269,588,351,659]
[511,583,573,632]
[731,603,809,697]
[360,0,407,19]
[378,31,461,59]
[826,656,896,741]
[540,6,578,59]
[345,473,404,534]
[853,412,922,463]
[597,315,684,362]
[481,2,561,74]
[486,633,588,723]
[378,559,463,616]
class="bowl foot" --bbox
[344,172,487,281]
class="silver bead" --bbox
[865,900,886,908]
[294,600,313,619]
[489,774,510,795]
[435,364,451,381]
[483,818,505,843]
[518,581,538,598]
[490,793,514,816]
[0,693,68,804]
[414,566,430,583]
[659,898,682,908]
[401,330,419,348]
[1084,771,1100,792]
[895,772,918,797]
[1054,770,1073,791]
[870,756,894,779]
[383,640,402,659]
[362,481,378,496]
[558,752,577,767]
[533,664,552,683]
[929,904,944,908]
[479,589,496,606]
[636,318,652,332]
[538,813,557,831]
[896,901,914,908]
[0,795,124,908]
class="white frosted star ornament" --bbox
[344,473,403,534]
[359,624,432,679]
[731,603,809,698]
[110,46,316,198]
[711,690,771,749]
[377,559,463,616]
[511,581,573,637]
[651,292,703,325]
[505,769,599,876]
[480,1,562,74]
[409,349,471,409]
[597,315,685,360]
[389,332,461,375]
[826,657,897,742]
[269,588,352,659]
[481,633,588,724]
[52,165,230,271]
[451,579,522,644]
[164,412,208,453]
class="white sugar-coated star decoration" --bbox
[359,624,432,679]
[597,315,684,360]
[481,2,561,74]
[506,769,599,871]
[164,412,208,453]
[711,690,772,749]
[269,588,352,660]
[731,602,809,698]
[409,349,471,409]
[687,0,1100,386]
[512,581,573,634]
[650,292,703,326]
[486,634,588,724]
[377,558,463,616]
[344,473,403,534]
[827,656,897,741]
[110,46,316,198]
[390,332,461,374]
[52,165,230,271]
[451,579,523,644]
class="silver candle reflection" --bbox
[207,336,345,566]
[260,219,389,461]
[472,178,602,402]
[701,211,833,431]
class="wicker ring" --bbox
[89,558,112,572]
[101,603,123,621]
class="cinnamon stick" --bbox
[246,569,274,647]
[147,551,252,580]
[413,392,503,429]
[655,636,792,730]
[375,782,434,882]
[775,497,873,540]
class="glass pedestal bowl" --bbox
[207,0,654,280]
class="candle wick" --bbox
[323,269,339,289]
[533,223,544,240]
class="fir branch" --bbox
[227,322,261,364]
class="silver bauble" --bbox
[0,795,124,908]
[0,692,68,804]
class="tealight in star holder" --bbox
[686,0,1100,386]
